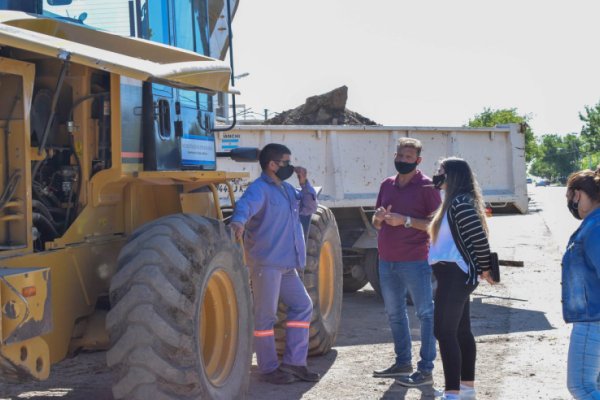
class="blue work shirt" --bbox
[232,172,318,269]
[562,207,600,323]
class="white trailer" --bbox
[217,124,528,292]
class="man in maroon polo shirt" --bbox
[372,137,441,387]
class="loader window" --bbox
[144,0,170,45]
[192,0,211,111]
[0,0,38,12]
[192,0,210,57]
[174,0,198,108]
[174,0,194,52]
[141,0,172,98]
[157,99,172,138]
[173,0,210,112]
[43,0,131,36]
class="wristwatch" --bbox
[404,216,412,228]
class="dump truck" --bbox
[0,1,343,399]
[217,124,528,293]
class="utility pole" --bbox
[264,109,268,121]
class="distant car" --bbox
[535,179,549,187]
[526,177,532,184]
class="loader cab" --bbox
[0,0,38,12]
[138,0,217,171]
[40,0,219,171]
[0,0,72,13]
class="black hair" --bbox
[259,143,291,170]
[429,157,487,242]
[567,165,600,202]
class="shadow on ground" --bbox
[471,294,554,336]
[335,287,553,350]
[246,350,338,399]
[1,351,114,400]
[380,382,439,400]
[334,289,392,347]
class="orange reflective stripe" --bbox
[286,321,310,329]
[254,329,274,337]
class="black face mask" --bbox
[275,164,295,181]
[432,173,446,190]
[395,161,418,175]
[568,199,582,220]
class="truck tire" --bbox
[276,205,343,356]
[364,249,382,297]
[106,214,252,400]
[342,255,369,293]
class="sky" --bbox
[231,0,600,135]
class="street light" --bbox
[234,72,250,80]
[217,73,249,120]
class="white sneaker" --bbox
[434,392,460,400]
[434,386,475,399]
[460,386,476,399]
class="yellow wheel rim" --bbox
[318,241,335,319]
[200,268,238,386]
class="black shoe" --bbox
[373,363,413,377]
[279,363,321,382]
[395,370,433,387]
[259,369,296,384]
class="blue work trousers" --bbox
[250,266,313,374]
[568,321,600,399]
[379,259,436,373]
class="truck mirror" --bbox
[217,147,259,163]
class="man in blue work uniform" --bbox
[230,143,320,385]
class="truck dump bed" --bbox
[217,124,528,213]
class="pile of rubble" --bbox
[264,86,378,125]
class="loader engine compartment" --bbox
[29,81,111,250]
[0,48,111,252]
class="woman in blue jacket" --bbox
[563,167,600,399]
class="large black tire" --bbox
[106,214,252,400]
[342,253,369,293]
[363,249,382,297]
[275,205,343,356]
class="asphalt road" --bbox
[527,184,579,253]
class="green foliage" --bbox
[579,100,600,154]
[467,107,537,162]
[529,134,583,181]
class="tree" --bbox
[467,107,537,162]
[579,100,600,153]
[529,133,582,181]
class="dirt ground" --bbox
[1,188,575,399]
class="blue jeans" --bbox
[379,259,436,373]
[568,322,600,399]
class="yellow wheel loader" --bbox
[0,1,344,398]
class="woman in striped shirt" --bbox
[428,157,495,400]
